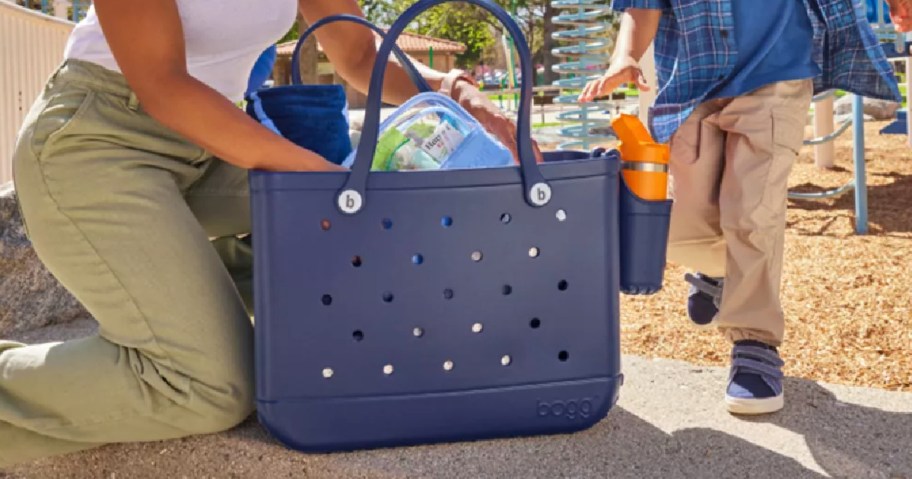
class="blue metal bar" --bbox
[788,182,855,200]
[803,118,852,146]
[853,94,869,234]
[787,93,869,235]
[812,90,836,102]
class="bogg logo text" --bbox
[536,396,597,420]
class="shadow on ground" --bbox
[747,378,911,479]
[5,323,909,479]
[788,172,912,236]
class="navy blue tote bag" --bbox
[250,0,623,452]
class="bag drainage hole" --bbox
[558,280,569,291]
[502,285,512,295]
[441,216,453,227]
[472,323,483,333]
[443,289,454,300]
[382,292,394,303]
[322,368,334,379]
[352,330,364,341]
[556,209,567,222]
[351,256,363,267]
[501,355,512,366]
[530,318,541,329]
[383,364,394,375]
[558,351,570,362]
[500,213,512,224]
[443,360,454,371]
[412,254,424,265]
[321,295,333,306]
[529,247,540,258]
[413,327,424,338]
[382,218,394,230]
[320,219,332,231]
[471,251,483,262]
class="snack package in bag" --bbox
[344,92,513,171]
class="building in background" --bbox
[274,31,466,108]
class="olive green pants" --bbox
[2,60,255,466]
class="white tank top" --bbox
[64,0,298,102]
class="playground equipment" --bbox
[550,0,612,150]
[788,0,910,234]
[789,93,869,235]
[867,0,912,145]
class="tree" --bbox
[295,16,320,85]
[356,0,537,68]
[279,1,619,84]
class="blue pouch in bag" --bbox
[342,92,513,171]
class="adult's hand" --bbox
[446,77,544,164]
[886,0,912,32]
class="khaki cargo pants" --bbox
[1,60,255,466]
[667,79,814,346]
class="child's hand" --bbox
[886,0,912,32]
[579,56,650,103]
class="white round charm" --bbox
[337,189,363,214]
[529,182,552,207]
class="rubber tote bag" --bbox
[250,0,623,452]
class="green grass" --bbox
[833,87,907,107]
[533,122,562,128]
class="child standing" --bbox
[581,0,905,414]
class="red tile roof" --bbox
[276,30,466,56]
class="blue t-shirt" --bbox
[708,0,820,99]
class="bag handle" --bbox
[338,0,549,215]
[291,14,431,92]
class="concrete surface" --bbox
[3,319,911,479]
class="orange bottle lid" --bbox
[612,114,669,165]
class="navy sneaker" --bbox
[725,340,785,415]
[684,272,724,327]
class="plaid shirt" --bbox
[611,0,902,142]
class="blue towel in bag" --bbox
[246,84,353,166]
[244,15,434,167]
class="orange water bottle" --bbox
[611,114,669,201]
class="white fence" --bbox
[0,1,74,185]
